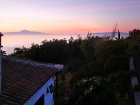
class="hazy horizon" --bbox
[2,29,129,35]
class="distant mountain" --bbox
[4,30,47,35]
[92,32,129,36]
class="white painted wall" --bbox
[129,57,135,70]
[24,77,54,105]
[129,57,140,105]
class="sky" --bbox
[0,0,140,34]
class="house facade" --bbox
[24,77,54,105]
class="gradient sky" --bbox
[0,0,140,34]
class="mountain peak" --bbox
[20,30,30,33]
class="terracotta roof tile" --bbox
[0,55,58,104]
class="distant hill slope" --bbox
[92,32,129,36]
[3,30,47,35]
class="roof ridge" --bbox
[2,55,64,71]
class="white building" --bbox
[0,55,63,105]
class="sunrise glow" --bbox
[0,0,140,34]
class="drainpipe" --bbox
[0,32,3,95]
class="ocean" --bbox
[2,34,86,55]
[1,33,129,55]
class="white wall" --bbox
[24,77,54,105]
[129,57,140,105]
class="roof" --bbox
[0,55,59,105]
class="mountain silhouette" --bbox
[4,30,47,35]
[92,32,129,36]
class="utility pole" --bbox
[118,29,120,39]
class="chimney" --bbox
[0,32,3,95]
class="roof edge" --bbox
[2,55,64,71]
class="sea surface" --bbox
[2,34,86,55]
[1,33,129,55]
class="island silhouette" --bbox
[3,30,47,35]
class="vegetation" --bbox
[10,29,140,105]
